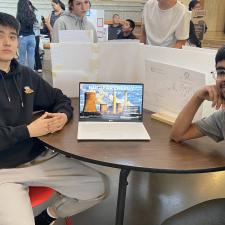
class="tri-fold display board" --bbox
[50,42,217,120]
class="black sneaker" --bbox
[35,209,56,225]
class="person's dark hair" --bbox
[126,19,135,32]
[188,21,201,47]
[0,12,20,35]
[112,14,119,18]
[68,0,90,11]
[16,0,36,26]
[52,0,65,11]
[29,1,37,11]
[215,45,225,65]
[189,0,199,11]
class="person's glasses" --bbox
[211,69,225,80]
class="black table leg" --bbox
[115,169,130,225]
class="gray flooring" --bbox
[53,167,225,225]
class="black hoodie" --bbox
[0,59,73,168]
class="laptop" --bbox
[77,82,150,140]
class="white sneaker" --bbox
[37,69,42,73]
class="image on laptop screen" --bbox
[79,82,144,122]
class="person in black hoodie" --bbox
[0,12,107,225]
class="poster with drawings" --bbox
[144,59,205,120]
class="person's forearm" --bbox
[45,23,53,33]
[171,93,203,142]
[0,125,30,150]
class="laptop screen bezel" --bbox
[78,82,144,122]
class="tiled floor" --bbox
[49,163,225,225]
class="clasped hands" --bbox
[27,112,68,138]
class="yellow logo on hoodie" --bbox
[24,86,34,94]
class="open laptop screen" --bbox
[79,82,144,122]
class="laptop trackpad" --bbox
[77,122,151,140]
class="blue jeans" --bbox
[19,35,36,69]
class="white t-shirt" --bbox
[143,0,190,47]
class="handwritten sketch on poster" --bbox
[144,59,205,120]
[191,9,207,40]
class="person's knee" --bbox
[92,173,110,201]
[100,173,110,199]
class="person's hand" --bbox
[27,112,68,137]
[45,15,51,26]
[27,112,55,137]
[195,85,225,110]
[44,112,68,134]
[119,19,125,25]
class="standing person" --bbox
[29,1,43,73]
[186,20,201,47]
[108,14,122,40]
[0,12,108,225]
[161,45,225,225]
[45,0,65,40]
[117,19,137,40]
[16,0,36,69]
[189,0,201,10]
[141,0,190,48]
[52,0,98,43]
[189,0,207,38]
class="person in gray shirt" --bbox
[52,0,97,43]
[162,45,225,225]
[108,14,122,40]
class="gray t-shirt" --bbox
[195,110,225,142]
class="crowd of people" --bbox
[14,0,206,72]
[15,0,66,71]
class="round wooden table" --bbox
[39,98,225,225]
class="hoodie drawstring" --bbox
[0,72,11,103]
[13,76,24,108]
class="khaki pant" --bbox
[0,149,108,225]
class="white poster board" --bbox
[87,9,105,41]
[50,43,96,97]
[140,46,216,74]
[58,30,93,43]
[144,59,205,120]
[50,43,93,72]
[97,42,141,83]
[182,45,217,54]
[52,70,91,97]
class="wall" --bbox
[0,0,145,22]
[203,0,225,32]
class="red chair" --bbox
[29,187,73,225]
